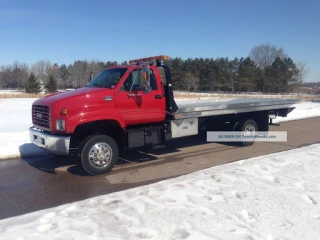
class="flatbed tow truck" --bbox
[29,55,298,175]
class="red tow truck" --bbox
[29,55,298,175]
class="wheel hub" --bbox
[97,153,106,161]
[88,142,112,168]
[245,124,255,131]
[244,124,256,135]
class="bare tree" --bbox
[31,60,52,85]
[0,62,29,89]
[0,65,11,88]
[296,61,308,83]
[0,66,4,88]
[12,61,29,89]
[48,63,60,88]
[183,72,199,92]
[66,60,106,88]
[249,44,287,70]
[68,61,88,88]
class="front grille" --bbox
[32,105,51,130]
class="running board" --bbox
[152,144,167,149]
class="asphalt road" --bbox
[0,117,319,220]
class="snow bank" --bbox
[0,98,47,159]
[274,101,320,123]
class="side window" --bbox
[121,68,158,91]
[149,70,157,90]
[121,69,141,91]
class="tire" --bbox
[234,119,258,146]
[79,135,119,175]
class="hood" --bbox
[35,87,114,105]
[33,87,115,119]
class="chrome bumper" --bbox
[29,127,71,155]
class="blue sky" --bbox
[0,0,319,82]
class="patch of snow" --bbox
[0,98,47,159]
[274,101,320,123]
[0,144,319,239]
[0,90,24,94]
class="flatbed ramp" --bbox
[174,98,300,118]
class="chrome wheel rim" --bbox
[88,142,112,168]
[244,124,256,135]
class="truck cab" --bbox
[105,64,166,126]
[30,56,177,175]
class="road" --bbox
[0,117,319,220]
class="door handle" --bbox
[128,93,141,98]
[155,95,162,99]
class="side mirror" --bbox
[141,64,151,94]
[142,85,152,94]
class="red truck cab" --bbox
[33,64,167,132]
[30,56,176,175]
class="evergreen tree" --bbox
[228,58,240,93]
[166,57,185,90]
[236,58,260,92]
[45,74,58,93]
[264,57,299,93]
[215,58,230,92]
[25,73,41,94]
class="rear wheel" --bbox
[234,119,258,146]
[79,135,119,175]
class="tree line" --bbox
[167,44,308,93]
[0,60,120,93]
[0,44,309,94]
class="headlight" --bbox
[56,120,65,131]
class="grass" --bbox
[0,93,45,98]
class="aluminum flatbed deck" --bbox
[173,98,300,119]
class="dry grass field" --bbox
[0,93,44,98]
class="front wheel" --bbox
[79,135,119,175]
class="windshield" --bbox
[87,68,127,88]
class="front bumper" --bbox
[29,127,71,155]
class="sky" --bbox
[0,0,319,82]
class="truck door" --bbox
[115,67,165,125]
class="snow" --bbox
[0,89,24,94]
[0,98,47,159]
[273,101,320,123]
[0,144,320,239]
[0,98,320,159]
[176,98,236,103]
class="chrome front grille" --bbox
[32,105,51,130]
